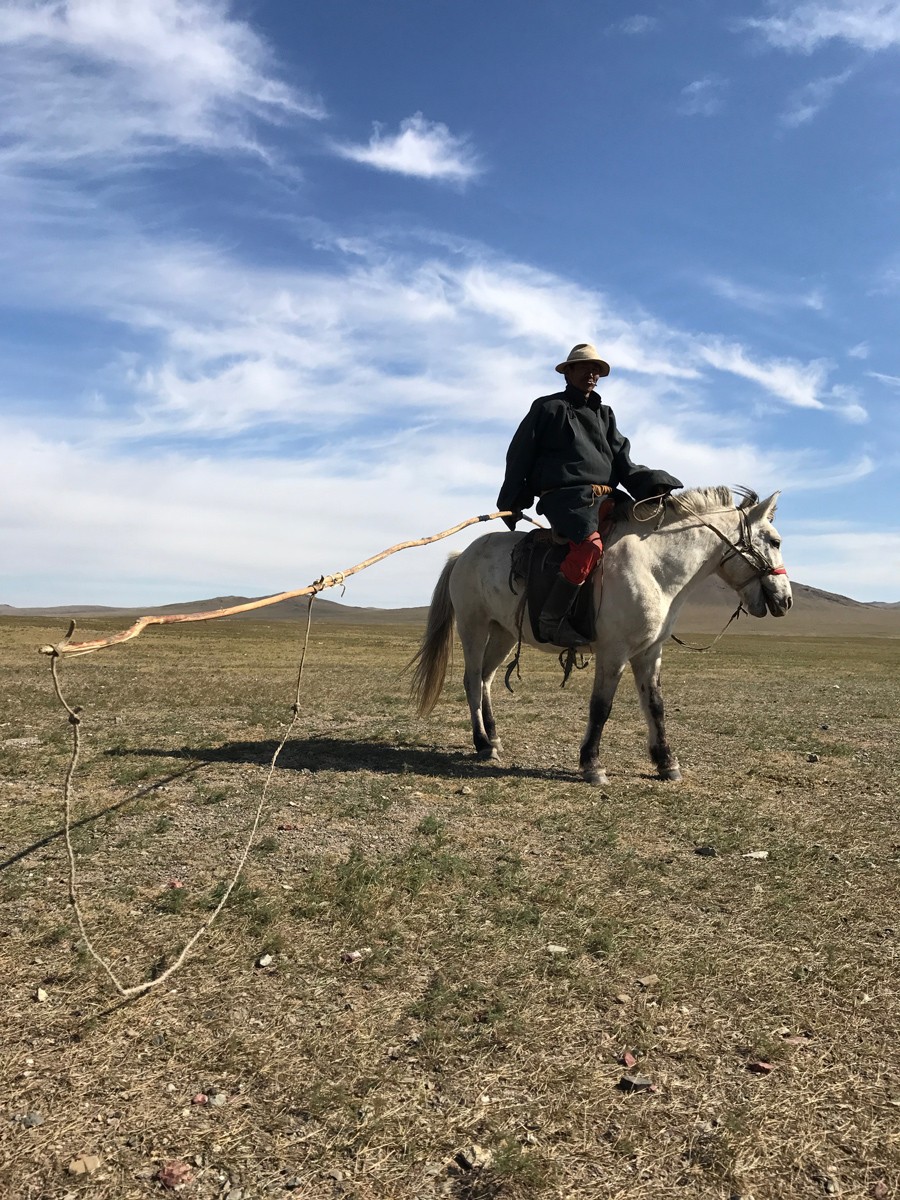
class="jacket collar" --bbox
[563,384,602,411]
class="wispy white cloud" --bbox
[744,1,900,53]
[868,369,900,388]
[705,274,826,313]
[827,383,869,422]
[615,14,661,34]
[775,452,874,487]
[781,528,900,599]
[848,341,870,358]
[677,76,728,116]
[696,341,867,422]
[334,113,481,183]
[0,0,321,170]
[780,68,854,125]
[695,339,832,409]
[0,416,508,607]
[877,258,900,292]
[0,176,854,440]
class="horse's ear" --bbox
[737,487,759,510]
[751,491,780,522]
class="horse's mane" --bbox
[673,485,751,513]
[618,485,760,528]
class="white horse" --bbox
[410,487,792,785]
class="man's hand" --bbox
[502,511,523,531]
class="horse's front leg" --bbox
[580,657,625,785]
[630,645,682,781]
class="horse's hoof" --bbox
[582,768,609,786]
[477,747,500,762]
[659,766,682,782]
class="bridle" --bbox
[636,492,788,586]
[698,503,788,587]
[632,492,789,650]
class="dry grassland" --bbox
[0,614,898,1200]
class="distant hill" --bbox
[3,577,898,637]
[668,575,899,637]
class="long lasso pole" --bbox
[37,510,527,999]
[40,510,523,659]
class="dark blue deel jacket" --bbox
[497,385,683,542]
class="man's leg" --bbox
[538,532,603,645]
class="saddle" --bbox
[509,492,623,645]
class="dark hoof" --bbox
[659,766,682,782]
[582,767,609,786]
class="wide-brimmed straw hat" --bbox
[555,343,610,377]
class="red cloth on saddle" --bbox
[560,531,603,585]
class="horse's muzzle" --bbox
[743,575,792,618]
[764,580,793,617]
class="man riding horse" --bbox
[497,343,683,646]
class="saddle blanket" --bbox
[509,491,624,644]
[509,529,596,644]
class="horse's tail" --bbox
[409,552,459,716]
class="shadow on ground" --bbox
[2,740,580,872]
[108,735,578,784]
[0,762,207,873]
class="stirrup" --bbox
[539,613,589,648]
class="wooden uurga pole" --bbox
[40,510,520,659]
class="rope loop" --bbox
[632,492,671,528]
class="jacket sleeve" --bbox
[605,407,683,501]
[497,401,542,513]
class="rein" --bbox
[669,602,744,652]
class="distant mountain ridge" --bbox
[3,577,898,637]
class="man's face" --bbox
[563,362,604,395]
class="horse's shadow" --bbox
[111,735,577,784]
[1,739,578,873]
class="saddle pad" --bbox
[510,530,596,644]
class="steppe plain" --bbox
[1,582,898,1199]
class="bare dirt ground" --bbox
[1,614,897,1200]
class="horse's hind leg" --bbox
[480,624,517,755]
[456,614,502,760]
[630,645,682,781]
[457,619,516,762]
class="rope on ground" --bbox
[48,593,319,1000]
[42,510,519,999]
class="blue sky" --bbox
[1,0,898,607]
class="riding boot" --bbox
[538,573,587,646]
